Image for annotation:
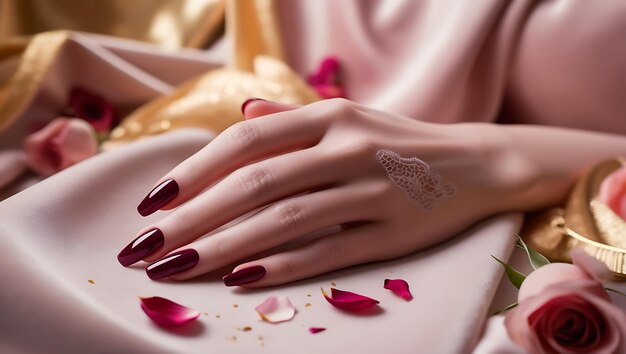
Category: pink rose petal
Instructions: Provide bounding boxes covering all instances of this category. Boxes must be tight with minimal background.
[321,287,379,311]
[139,296,200,327]
[383,279,413,301]
[255,296,296,323]
[598,165,626,220]
[309,327,326,334]
[571,249,612,283]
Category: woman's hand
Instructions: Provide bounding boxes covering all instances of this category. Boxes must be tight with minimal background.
[118,98,507,287]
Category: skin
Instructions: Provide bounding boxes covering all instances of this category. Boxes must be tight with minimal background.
[130,98,626,287]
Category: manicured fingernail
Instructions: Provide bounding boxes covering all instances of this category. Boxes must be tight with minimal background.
[241,98,267,114]
[223,265,267,286]
[117,228,164,267]
[137,179,179,216]
[146,249,199,280]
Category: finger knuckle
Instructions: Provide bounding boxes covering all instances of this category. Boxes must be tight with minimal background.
[271,201,305,233]
[320,240,346,266]
[169,212,196,235]
[275,258,296,276]
[212,238,231,259]
[235,165,275,195]
[224,121,261,150]
[327,98,355,116]
[329,139,376,161]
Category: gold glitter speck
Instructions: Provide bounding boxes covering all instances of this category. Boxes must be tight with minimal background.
[305,303,311,308]
[331,282,337,287]
[233,304,239,308]
[87,279,95,284]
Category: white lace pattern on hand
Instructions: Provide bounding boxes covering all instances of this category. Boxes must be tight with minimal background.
[376,149,456,210]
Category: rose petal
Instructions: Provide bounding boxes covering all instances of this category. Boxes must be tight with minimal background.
[321,287,379,311]
[308,327,326,334]
[139,296,200,327]
[518,263,598,303]
[307,56,347,99]
[571,249,612,283]
[255,296,296,323]
[383,279,413,301]
[598,165,626,220]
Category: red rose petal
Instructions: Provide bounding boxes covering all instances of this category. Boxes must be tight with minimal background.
[139,296,200,327]
[384,279,413,301]
[321,287,379,311]
[309,327,326,334]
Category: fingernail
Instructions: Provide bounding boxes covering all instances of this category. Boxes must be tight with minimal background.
[241,98,267,114]
[117,228,164,267]
[137,179,179,216]
[146,249,199,280]
[223,265,267,286]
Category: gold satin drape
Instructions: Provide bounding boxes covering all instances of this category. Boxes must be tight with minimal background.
[0,0,225,49]
[0,0,320,142]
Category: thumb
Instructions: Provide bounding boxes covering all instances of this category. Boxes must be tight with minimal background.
[241,98,300,120]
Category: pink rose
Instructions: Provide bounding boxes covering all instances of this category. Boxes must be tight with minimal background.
[24,118,98,176]
[505,250,626,354]
[598,165,626,220]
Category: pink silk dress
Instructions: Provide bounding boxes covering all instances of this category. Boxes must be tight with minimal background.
[0,1,625,353]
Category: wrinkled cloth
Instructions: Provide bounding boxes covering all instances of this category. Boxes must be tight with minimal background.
[2,0,626,353]
[0,129,522,353]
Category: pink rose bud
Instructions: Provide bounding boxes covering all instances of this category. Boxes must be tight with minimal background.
[505,250,626,354]
[598,165,626,220]
[24,118,98,176]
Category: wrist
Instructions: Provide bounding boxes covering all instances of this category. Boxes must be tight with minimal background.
[451,122,539,213]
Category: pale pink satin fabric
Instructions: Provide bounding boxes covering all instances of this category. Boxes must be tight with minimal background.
[2,0,626,353]
[0,129,522,353]
[278,0,626,134]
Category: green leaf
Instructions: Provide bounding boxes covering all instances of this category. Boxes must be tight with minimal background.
[492,255,527,289]
[491,302,518,316]
[516,235,550,270]
[606,287,626,297]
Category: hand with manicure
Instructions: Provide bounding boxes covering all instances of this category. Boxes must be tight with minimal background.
[117,98,510,287]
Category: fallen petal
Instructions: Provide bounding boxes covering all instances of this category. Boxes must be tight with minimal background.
[139,296,200,327]
[309,327,326,334]
[255,296,296,323]
[321,287,379,311]
[384,279,413,301]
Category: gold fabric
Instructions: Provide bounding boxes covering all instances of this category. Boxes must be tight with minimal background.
[0,0,225,49]
[0,31,70,133]
[103,56,319,149]
[0,0,319,141]
[523,158,626,278]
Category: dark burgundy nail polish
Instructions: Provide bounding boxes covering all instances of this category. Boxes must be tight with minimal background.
[223,265,267,287]
[117,228,164,267]
[241,98,266,114]
[146,249,199,280]
[137,179,179,216]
